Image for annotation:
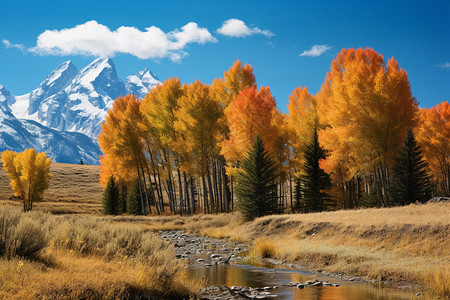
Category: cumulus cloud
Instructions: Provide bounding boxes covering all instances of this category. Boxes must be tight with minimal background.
[2,39,24,51]
[29,20,217,62]
[217,19,274,38]
[299,44,331,57]
[435,62,450,69]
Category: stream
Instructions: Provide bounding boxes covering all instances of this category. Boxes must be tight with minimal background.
[159,231,419,299]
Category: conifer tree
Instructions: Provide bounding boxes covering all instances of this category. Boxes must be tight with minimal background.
[293,178,303,212]
[298,130,333,212]
[118,183,127,214]
[390,129,432,205]
[235,135,278,220]
[102,176,120,215]
[127,180,143,215]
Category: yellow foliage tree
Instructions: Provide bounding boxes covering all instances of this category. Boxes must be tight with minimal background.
[2,149,52,211]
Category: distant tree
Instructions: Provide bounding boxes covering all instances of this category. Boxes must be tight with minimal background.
[2,149,52,212]
[297,130,333,212]
[390,129,433,205]
[102,176,120,215]
[235,136,278,220]
[127,180,143,215]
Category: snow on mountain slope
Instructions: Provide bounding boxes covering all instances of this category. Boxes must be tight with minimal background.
[126,68,161,99]
[20,120,102,165]
[2,58,162,164]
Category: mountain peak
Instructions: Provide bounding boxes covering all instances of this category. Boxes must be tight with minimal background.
[126,67,161,99]
[26,61,79,115]
[0,84,16,106]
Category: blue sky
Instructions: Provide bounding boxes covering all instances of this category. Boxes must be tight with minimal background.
[0,0,448,111]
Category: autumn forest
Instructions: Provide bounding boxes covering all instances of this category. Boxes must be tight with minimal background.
[98,47,450,216]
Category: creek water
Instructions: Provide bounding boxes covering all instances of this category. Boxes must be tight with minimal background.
[187,263,417,299]
[160,231,418,299]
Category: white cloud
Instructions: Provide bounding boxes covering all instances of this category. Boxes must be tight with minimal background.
[217,19,274,38]
[29,20,217,62]
[299,44,331,57]
[435,62,450,69]
[2,39,24,51]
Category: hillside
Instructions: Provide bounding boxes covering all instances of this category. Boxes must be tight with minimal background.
[0,162,103,214]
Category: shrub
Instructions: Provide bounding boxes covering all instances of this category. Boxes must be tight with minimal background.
[254,237,277,259]
[0,207,48,258]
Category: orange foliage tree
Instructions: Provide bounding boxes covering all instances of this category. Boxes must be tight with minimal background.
[416,101,450,195]
[222,86,280,167]
[316,47,418,207]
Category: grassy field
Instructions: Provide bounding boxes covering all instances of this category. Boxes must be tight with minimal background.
[0,162,449,297]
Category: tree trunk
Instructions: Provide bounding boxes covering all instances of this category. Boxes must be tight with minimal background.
[136,163,146,215]
[206,166,215,213]
[201,171,209,214]
[190,176,196,214]
[148,150,163,213]
[139,161,152,215]
[177,167,183,215]
[183,172,190,215]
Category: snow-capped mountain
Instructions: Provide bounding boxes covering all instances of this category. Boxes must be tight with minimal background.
[12,58,127,139]
[1,58,161,164]
[126,68,161,99]
[0,86,101,164]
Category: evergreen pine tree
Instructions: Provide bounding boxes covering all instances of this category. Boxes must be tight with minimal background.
[299,130,333,212]
[235,135,278,220]
[390,129,432,205]
[102,176,120,215]
[118,183,127,214]
[293,178,303,212]
[127,180,143,215]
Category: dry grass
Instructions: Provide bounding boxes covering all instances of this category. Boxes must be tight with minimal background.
[0,207,201,299]
[254,237,277,259]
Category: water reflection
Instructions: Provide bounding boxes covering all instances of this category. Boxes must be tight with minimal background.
[188,264,415,300]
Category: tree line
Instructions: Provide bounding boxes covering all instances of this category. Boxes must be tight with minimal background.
[99,47,449,216]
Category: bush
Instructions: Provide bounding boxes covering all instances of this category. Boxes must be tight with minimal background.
[0,207,48,258]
